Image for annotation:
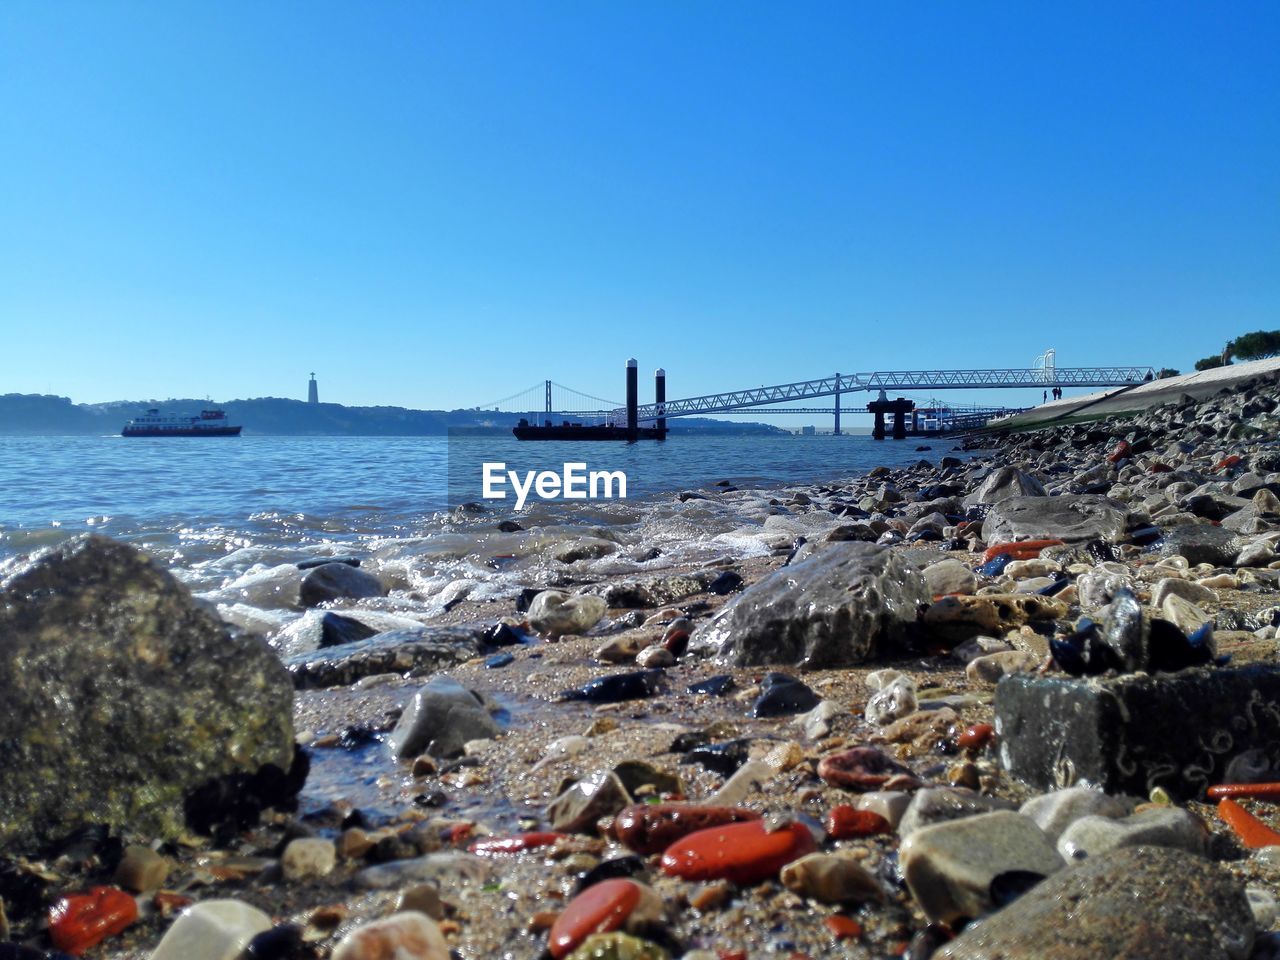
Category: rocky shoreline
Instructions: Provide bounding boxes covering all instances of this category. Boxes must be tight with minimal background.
[2,369,1280,960]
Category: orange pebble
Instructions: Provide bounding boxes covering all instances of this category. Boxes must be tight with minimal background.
[548,878,642,958]
[1217,798,1280,849]
[956,723,995,751]
[661,820,817,885]
[825,915,863,939]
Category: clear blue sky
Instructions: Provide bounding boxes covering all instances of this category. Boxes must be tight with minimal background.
[2,2,1276,417]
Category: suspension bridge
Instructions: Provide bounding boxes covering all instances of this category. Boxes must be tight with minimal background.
[471,350,1157,437]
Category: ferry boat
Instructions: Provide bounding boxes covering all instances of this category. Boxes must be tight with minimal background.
[121,408,242,437]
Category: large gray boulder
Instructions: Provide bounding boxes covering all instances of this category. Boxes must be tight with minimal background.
[938,846,1254,960]
[981,494,1129,544]
[962,467,1047,507]
[299,561,388,607]
[0,535,295,850]
[691,542,927,668]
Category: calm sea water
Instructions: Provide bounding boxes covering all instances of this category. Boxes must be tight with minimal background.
[0,434,968,574]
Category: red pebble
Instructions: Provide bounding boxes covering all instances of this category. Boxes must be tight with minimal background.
[661,820,817,885]
[981,539,1066,564]
[825,805,891,839]
[447,823,474,844]
[718,952,748,960]
[817,746,918,791]
[825,915,863,939]
[1148,462,1174,473]
[613,803,762,855]
[1108,440,1132,463]
[548,878,642,958]
[1214,454,1243,473]
[469,831,567,856]
[956,723,995,751]
[48,886,138,956]
[1208,783,1280,801]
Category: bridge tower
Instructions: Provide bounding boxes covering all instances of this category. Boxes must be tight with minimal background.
[626,359,638,443]
[545,380,552,417]
[655,368,666,437]
[833,373,841,435]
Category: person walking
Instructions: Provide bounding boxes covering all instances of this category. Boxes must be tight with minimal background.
[1043,390,1048,404]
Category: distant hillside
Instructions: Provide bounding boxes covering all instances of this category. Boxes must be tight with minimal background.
[0,394,787,437]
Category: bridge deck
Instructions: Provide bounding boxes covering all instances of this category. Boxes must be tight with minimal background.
[617,366,1155,420]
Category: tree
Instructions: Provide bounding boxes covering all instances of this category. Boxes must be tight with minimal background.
[1194,356,1227,372]
[1227,330,1280,361]
[1157,368,1180,379]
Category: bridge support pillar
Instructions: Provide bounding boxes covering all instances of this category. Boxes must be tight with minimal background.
[833,373,841,435]
[867,397,915,441]
[626,358,638,443]
[655,367,667,440]
[892,408,907,440]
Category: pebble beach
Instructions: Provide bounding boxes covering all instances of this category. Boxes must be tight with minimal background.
[4,361,1280,960]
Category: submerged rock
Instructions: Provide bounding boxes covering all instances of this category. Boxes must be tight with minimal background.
[298,561,388,607]
[0,535,296,850]
[286,626,486,689]
[388,677,503,759]
[692,542,927,668]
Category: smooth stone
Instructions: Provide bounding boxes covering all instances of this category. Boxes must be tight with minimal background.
[852,791,913,829]
[1004,558,1061,580]
[560,671,664,704]
[1162,593,1212,633]
[660,819,818,885]
[1019,786,1129,841]
[966,649,1039,683]
[749,673,821,717]
[779,852,884,904]
[613,803,761,856]
[937,846,1255,960]
[705,759,773,807]
[898,787,1016,839]
[286,625,486,689]
[594,636,644,664]
[995,666,1280,799]
[794,700,843,739]
[962,467,1047,507]
[1058,806,1208,861]
[1239,541,1278,567]
[330,912,449,960]
[1153,577,1218,608]
[298,562,387,607]
[114,844,171,892]
[818,746,919,791]
[691,542,928,668]
[982,495,1130,545]
[549,771,633,833]
[635,646,674,669]
[951,636,1015,664]
[281,837,337,881]
[900,810,1065,924]
[548,878,663,958]
[528,591,608,636]
[387,676,502,760]
[355,851,491,890]
[1160,524,1242,567]
[0,535,297,849]
[151,899,274,960]
[923,558,978,597]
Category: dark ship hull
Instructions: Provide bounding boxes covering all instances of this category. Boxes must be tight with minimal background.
[122,425,242,437]
[513,421,666,441]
